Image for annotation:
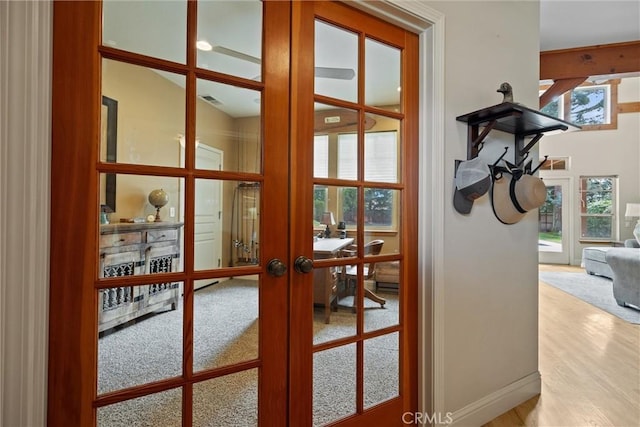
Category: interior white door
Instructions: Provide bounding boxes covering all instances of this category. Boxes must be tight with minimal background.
[194,144,223,289]
[539,178,571,264]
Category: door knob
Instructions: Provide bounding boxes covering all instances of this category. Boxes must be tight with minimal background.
[294,256,314,274]
[267,259,287,277]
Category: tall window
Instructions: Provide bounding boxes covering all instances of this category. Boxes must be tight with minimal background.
[579,176,618,242]
[313,131,398,228]
[337,131,398,182]
[312,135,329,224]
[338,131,397,227]
[539,80,619,130]
[314,135,329,178]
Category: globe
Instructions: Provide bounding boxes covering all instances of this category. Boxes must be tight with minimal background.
[148,189,169,222]
[148,189,169,208]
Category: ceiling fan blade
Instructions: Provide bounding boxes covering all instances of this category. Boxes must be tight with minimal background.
[212,46,355,80]
[211,46,261,65]
[314,67,355,80]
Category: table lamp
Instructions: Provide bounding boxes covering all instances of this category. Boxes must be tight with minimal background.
[321,211,335,238]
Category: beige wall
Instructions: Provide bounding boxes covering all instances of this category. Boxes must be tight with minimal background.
[102,60,242,266]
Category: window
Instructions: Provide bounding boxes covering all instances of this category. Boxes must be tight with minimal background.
[313,186,328,224]
[313,131,398,229]
[337,131,398,182]
[314,135,329,178]
[338,132,397,227]
[579,176,618,242]
[539,157,569,171]
[539,79,619,130]
[570,85,610,125]
[540,94,564,120]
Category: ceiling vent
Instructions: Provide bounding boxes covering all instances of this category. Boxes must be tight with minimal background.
[199,95,222,106]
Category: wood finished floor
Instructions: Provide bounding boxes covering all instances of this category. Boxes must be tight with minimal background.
[483,264,640,427]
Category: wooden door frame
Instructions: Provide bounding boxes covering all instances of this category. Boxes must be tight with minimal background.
[49,2,102,424]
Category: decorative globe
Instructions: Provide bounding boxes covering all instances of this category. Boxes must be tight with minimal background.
[148,189,169,222]
[148,189,169,208]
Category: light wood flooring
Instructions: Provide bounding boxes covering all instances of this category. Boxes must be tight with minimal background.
[483,264,640,427]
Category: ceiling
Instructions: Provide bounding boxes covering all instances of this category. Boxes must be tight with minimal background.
[540,0,640,51]
[102,1,639,119]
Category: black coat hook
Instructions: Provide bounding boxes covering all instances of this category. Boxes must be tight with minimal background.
[489,147,510,180]
[524,159,533,174]
[491,147,509,169]
[530,155,549,175]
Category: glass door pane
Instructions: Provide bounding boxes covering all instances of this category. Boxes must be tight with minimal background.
[538,179,571,264]
[538,184,563,253]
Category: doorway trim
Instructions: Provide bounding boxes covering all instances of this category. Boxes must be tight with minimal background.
[2,0,446,423]
[1,0,52,425]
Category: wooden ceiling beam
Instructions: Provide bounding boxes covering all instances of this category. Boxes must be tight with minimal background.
[540,40,640,80]
[539,77,587,108]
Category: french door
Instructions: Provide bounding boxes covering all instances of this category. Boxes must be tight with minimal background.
[538,178,571,264]
[49,1,418,426]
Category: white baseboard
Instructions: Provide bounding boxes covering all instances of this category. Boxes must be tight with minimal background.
[448,372,541,427]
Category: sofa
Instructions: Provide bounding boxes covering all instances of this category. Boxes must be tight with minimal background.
[605,239,640,309]
[582,246,614,278]
[582,239,640,279]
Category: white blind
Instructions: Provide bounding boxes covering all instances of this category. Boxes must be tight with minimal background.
[313,135,329,178]
[337,131,397,182]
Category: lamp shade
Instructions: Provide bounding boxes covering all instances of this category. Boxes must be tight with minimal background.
[624,203,640,218]
[321,211,336,226]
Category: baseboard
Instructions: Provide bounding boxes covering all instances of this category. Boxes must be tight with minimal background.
[448,371,541,427]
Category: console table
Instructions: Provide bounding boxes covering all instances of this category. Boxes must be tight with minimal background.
[313,237,354,324]
[98,222,183,332]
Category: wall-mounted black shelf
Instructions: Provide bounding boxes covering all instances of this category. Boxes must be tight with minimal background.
[456,102,581,164]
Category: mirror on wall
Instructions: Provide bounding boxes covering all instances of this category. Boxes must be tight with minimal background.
[100,95,118,213]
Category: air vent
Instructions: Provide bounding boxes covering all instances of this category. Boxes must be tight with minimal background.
[199,95,222,105]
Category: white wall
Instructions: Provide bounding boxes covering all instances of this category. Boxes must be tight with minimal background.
[540,77,640,264]
[426,1,542,424]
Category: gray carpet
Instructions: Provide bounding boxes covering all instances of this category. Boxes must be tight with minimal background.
[539,271,640,324]
[96,278,399,426]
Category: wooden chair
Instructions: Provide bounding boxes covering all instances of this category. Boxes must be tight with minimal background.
[341,239,386,309]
